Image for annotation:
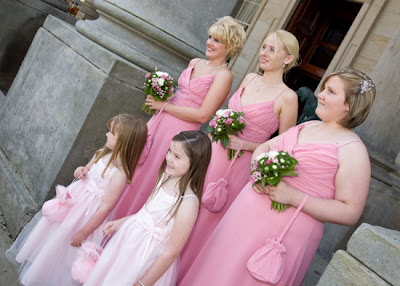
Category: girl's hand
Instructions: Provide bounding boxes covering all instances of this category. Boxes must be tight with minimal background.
[226,135,244,151]
[266,180,295,205]
[74,166,89,179]
[103,219,123,236]
[146,95,166,111]
[71,230,88,247]
[253,184,268,194]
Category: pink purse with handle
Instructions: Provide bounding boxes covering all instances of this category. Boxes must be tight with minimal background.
[42,184,76,223]
[247,194,309,283]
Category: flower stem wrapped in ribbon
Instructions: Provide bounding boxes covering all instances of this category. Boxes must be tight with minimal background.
[207,109,245,160]
[250,151,298,212]
[142,68,177,115]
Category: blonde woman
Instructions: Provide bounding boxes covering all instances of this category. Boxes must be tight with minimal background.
[113,16,247,218]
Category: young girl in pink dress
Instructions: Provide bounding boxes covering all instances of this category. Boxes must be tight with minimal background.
[178,30,300,281]
[179,68,376,286]
[84,131,212,286]
[6,114,148,286]
[113,16,247,219]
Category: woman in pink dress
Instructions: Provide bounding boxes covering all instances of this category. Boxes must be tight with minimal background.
[113,16,246,219]
[179,67,376,286]
[178,30,300,281]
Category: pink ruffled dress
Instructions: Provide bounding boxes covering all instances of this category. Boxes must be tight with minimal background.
[179,123,345,286]
[84,184,197,286]
[178,79,284,281]
[6,157,118,286]
[113,63,216,219]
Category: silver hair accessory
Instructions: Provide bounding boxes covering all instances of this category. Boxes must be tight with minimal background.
[179,132,192,145]
[360,79,374,95]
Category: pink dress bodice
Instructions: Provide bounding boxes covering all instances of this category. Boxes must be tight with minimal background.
[229,85,280,143]
[275,123,338,199]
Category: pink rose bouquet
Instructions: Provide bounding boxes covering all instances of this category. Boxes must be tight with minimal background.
[142,68,177,115]
[207,109,246,160]
[251,151,298,212]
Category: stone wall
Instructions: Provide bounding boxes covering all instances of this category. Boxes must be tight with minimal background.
[0,0,76,93]
[317,223,400,285]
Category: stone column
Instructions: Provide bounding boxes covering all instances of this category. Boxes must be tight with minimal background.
[0,0,238,237]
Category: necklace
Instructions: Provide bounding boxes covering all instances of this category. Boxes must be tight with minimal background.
[255,77,270,93]
[205,61,228,70]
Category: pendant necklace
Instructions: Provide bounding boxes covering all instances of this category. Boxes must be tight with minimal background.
[205,61,228,70]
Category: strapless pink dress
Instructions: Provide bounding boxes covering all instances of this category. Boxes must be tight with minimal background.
[179,123,340,286]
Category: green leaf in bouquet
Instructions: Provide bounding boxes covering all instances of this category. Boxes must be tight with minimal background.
[220,136,229,148]
[261,177,267,187]
[267,175,281,187]
[206,126,214,133]
[280,170,298,177]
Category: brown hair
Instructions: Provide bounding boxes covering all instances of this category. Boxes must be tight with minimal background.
[208,16,247,61]
[321,67,376,129]
[94,114,148,183]
[155,131,212,220]
[265,30,300,73]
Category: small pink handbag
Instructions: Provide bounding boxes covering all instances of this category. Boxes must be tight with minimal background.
[42,184,75,223]
[71,235,110,283]
[247,194,309,284]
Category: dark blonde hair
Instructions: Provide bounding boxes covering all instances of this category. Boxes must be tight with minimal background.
[156,131,212,220]
[265,30,299,73]
[94,114,148,183]
[208,16,247,61]
[321,67,376,129]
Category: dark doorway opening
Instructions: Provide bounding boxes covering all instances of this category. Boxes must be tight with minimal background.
[284,0,362,92]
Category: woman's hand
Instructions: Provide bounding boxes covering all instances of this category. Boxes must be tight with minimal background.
[71,230,89,247]
[74,166,89,179]
[226,135,244,151]
[253,183,268,194]
[266,180,296,205]
[103,219,124,236]
[146,95,166,111]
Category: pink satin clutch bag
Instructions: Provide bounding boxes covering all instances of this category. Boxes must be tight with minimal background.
[42,185,75,223]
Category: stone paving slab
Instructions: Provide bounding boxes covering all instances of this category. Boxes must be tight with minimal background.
[347,223,400,285]
[317,250,389,286]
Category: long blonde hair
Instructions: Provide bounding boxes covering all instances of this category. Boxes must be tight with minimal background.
[94,114,148,183]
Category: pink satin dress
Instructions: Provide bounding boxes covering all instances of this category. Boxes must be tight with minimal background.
[179,123,346,286]
[178,79,283,282]
[113,64,216,219]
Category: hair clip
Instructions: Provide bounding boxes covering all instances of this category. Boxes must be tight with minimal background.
[360,79,374,95]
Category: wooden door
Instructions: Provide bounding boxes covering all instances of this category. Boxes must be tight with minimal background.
[284,0,361,92]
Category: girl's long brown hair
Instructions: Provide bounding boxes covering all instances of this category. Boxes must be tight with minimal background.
[93,114,148,183]
[154,131,212,220]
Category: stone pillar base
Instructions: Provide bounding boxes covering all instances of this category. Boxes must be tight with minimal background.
[0,15,152,237]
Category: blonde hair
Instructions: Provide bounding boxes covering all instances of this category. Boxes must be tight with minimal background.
[208,16,247,60]
[94,114,148,183]
[321,67,376,129]
[265,30,299,73]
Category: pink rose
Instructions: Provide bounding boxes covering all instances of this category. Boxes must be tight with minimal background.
[209,120,217,127]
[266,159,272,164]
[225,118,233,125]
[145,73,151,79]
[225,110,232,116]
[161,74,168,79]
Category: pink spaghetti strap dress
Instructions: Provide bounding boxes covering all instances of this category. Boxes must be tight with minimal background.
[178,79,285,282]
[113,64,216,219]
[179,123,347,286]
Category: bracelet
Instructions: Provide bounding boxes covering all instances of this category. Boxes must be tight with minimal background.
[138,280,145,286]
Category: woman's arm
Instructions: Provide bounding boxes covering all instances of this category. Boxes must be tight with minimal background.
[268,142,371,225]
[70,170,128,246]
[134,196,199,286]
[148,69,233,124]
[276,89,298,134]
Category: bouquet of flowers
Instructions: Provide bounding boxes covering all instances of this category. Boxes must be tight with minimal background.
[207,109,246,160]
[142,68,177,115]
[250,151,298,212]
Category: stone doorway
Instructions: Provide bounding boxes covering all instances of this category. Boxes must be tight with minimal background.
[284,0,362,92]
